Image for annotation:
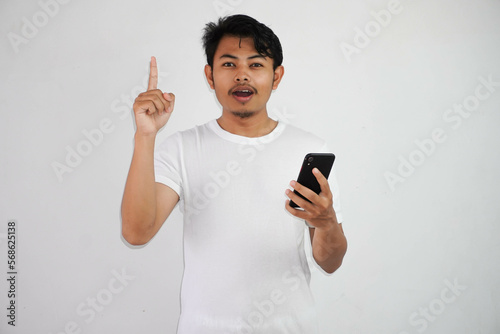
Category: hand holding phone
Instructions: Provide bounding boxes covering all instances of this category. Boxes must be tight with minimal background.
[289,153,335,209]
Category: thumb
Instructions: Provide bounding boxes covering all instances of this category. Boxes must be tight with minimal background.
[163,92,174,101]
[163,92,175,112]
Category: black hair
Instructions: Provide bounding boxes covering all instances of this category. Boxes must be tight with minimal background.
[202,14,283,70]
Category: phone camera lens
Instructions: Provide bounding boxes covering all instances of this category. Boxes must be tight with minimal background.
[308,157,314,162]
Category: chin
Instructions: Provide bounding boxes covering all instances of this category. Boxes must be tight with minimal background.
[231,111,255,119]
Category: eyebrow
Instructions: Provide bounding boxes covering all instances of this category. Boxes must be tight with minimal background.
[219,54,267,60]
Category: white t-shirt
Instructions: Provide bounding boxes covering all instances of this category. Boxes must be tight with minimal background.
[154,119,343,334]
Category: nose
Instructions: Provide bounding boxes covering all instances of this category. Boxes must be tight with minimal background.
[234,70,249,82]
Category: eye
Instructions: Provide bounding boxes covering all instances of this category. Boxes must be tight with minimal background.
[222,62,235,67]
[251,63,263,68]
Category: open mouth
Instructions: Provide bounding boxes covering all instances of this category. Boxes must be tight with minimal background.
[231,86,255,103]
[232,89,254,98]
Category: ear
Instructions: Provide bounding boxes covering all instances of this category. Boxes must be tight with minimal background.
[204,64,215,90]
[272,65,285,90]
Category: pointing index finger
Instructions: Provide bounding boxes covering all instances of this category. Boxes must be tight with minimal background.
[148,56,158,91]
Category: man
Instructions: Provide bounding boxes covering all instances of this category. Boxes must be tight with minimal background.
[121,14,347,333]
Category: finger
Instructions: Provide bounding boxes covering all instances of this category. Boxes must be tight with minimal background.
[285,199,308,219]
[312,168,332,198]
[148,56,158,91]
[289,180,319,204]
[149,95,167,115]
[137,90,170,113]
[134,100,158,115]
[285,188,314,212]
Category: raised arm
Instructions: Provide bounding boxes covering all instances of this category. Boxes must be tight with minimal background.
[121,57,178,245]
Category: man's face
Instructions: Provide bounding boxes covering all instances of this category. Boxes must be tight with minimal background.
[205,35,284,119]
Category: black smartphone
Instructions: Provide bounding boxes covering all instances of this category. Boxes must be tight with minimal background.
[289,153,335,209]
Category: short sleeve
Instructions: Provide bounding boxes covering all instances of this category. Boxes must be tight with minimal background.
[329,170,344,224]
[154,132,183,199]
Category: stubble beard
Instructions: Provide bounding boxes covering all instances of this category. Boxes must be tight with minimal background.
[231,110,255,119]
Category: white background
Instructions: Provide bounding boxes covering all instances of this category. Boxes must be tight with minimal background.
[1,0,499,333]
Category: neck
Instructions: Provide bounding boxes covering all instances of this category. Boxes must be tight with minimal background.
[217,111,278,138]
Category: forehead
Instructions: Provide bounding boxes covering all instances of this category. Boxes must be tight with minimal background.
[214,35,259,57]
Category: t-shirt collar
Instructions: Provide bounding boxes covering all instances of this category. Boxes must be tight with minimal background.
[208,118,286,145]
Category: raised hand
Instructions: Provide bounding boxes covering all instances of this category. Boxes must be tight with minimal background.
[132,56,175,136]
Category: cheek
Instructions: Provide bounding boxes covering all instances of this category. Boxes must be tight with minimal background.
[260,75,277,91]
[212,72,231,90]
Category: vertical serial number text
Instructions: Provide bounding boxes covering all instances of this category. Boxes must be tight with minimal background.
[6,220,17,326]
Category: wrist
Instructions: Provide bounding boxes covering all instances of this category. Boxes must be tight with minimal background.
[314,219,339,234]
[134,131,157,142]
[133,132,157,152]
